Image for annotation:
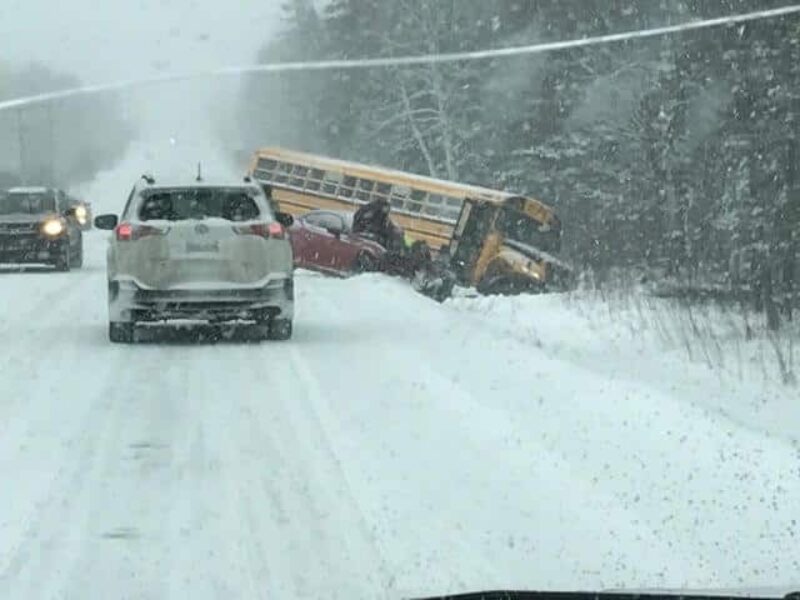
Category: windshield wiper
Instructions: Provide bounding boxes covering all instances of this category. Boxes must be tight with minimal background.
[412,591,800,600]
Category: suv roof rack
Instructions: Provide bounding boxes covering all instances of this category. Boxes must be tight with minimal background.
[141,174,155,185]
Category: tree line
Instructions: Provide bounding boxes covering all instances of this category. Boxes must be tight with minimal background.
[0,61,133,190]
[236,0,800,327]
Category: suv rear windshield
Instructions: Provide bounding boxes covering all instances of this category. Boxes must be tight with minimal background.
[138,188,263,222]
[0,191,57,215]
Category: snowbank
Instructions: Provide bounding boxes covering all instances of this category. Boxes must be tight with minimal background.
[448,289,800,443]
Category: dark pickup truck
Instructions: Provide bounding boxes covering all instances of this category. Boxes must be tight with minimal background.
[0,187,84,271]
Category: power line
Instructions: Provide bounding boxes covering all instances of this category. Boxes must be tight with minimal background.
[1,3,799,113]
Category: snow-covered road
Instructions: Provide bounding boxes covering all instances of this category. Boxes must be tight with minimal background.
[1,233,799,599]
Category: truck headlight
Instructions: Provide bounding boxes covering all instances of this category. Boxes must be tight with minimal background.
[525,261,542,280]
[75,205,88,224]
[42,218,65,237]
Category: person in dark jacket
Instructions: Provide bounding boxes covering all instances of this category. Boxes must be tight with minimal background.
[351,197,454,300]
[352,198,403,250]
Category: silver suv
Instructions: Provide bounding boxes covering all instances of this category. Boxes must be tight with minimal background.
[94,175,295,343]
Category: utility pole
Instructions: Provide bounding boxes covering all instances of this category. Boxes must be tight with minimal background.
[47,103,55,185]
[16,108,26,185]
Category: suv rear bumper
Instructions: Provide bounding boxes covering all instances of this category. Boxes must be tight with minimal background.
[108,277,294,323]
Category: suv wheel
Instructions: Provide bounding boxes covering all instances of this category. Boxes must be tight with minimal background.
[109,322,134,344]
[267,318,293,341]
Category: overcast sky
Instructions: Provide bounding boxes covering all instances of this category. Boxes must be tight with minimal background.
[0,0,286,81]
[0,0,293,179]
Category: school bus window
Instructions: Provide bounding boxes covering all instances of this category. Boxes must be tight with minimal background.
[305,168,324,192]
[423,195,443,217]
[391,188,410,206]
[410,190,427,203]
[340,176,356,197]
[423,204,443,217]
[273,163,291,184]
[406,201,423,213]
[321,171,342,195]
[444,206,461,220]
[393,185,411,197]
[446,196,462,207]
[288,166,307,187]
[372,183,391,202]
[496,206,560,254]
[356,179,374,202]
[257,158,277,172]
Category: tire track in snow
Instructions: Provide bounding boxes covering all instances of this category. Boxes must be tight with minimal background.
[183,344,279,600]
[54,344,201,599]
[0,246,102,441]
[285,343,397,597]
[0,260,110,588]
[1,236,186,598]
[0,345,131,596]
[176,335,396,598]
[289,276,514,594]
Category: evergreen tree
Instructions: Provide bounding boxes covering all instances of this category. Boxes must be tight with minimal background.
[236,0,800,322]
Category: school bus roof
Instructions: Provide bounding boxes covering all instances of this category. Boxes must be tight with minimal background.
[253,147,518,203]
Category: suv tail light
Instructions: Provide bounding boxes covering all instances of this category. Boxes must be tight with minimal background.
[233,222,285,240]
[115,222,168,241]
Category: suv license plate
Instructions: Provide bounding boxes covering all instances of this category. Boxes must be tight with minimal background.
[186,241,219,253]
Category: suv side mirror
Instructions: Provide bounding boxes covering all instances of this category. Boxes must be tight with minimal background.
[275,212,294,228]
[64,206,77,218]
[94,214,119,230]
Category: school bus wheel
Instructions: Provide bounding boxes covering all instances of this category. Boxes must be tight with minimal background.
[477,263,543,296]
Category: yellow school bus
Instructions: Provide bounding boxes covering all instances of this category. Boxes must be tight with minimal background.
[249,147,573,294]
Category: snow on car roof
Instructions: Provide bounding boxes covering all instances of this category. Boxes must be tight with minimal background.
[136,179,263,192]
[7,186,51,194]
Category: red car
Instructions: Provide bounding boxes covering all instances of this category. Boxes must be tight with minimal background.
[289,210,386,276]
